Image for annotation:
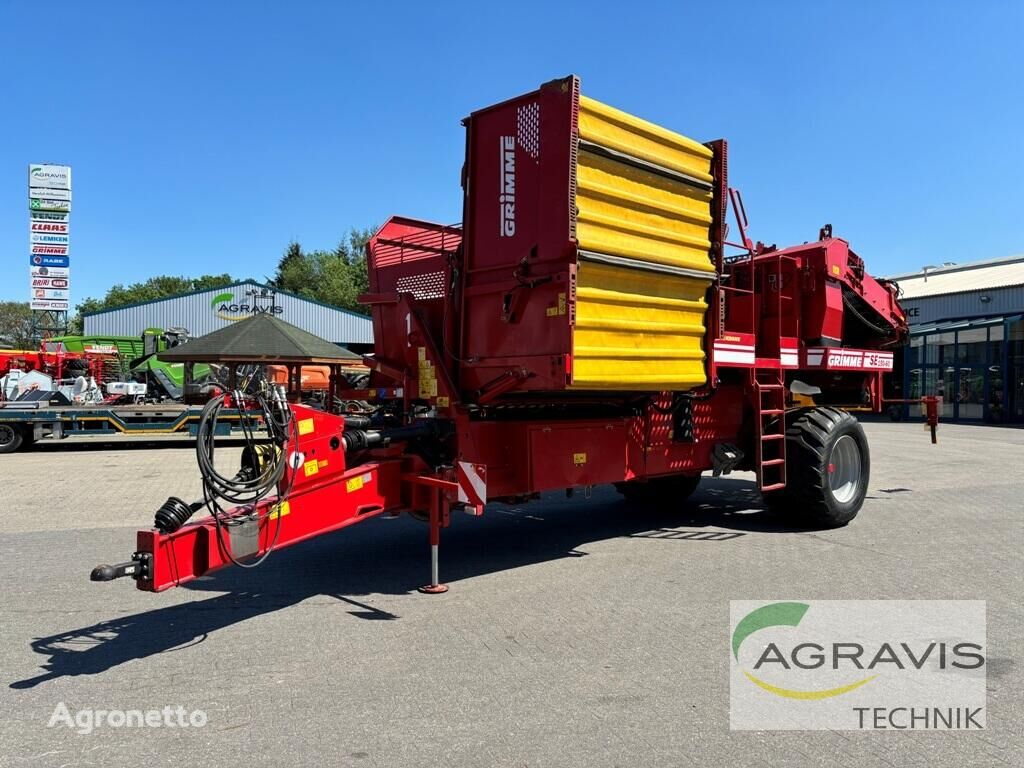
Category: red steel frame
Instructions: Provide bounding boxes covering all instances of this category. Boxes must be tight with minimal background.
[100,77,920,595]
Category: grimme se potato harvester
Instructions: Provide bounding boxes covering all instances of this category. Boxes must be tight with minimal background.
[93,76,930,594]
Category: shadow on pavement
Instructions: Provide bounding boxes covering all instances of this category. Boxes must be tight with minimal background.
[11,477,822,689]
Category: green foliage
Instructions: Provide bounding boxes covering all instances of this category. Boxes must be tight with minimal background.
[270,227,373,315]
[0,301,34,348]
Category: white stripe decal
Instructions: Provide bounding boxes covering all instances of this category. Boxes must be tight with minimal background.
[457,461,487,505]
[715,351,756,364]
[713,342,756,351]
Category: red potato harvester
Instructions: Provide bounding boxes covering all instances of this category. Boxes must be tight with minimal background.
[92,76,937,594]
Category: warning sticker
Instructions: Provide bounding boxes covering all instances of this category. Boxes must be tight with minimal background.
[269,501,290,519]
[298,418,315,436]
[346,476,364,493]
[303,459,319,477]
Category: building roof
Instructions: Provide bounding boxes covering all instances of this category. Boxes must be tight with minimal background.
[889,254,1024,300]
[158,314,362,364]
[81,280,374,345]
[81,279,371,321]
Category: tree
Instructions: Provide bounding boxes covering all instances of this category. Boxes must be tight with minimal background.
[270,227,374,315]
[0,301,34,348]
[272,242,306,287]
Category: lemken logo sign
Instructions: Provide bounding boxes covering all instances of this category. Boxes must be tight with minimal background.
[210,291,284,322]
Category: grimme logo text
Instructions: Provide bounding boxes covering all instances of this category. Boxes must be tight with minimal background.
[499,135,516,237]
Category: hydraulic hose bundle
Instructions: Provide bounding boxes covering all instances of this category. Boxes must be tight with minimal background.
[196,385,295,567]
[153,384,296,569]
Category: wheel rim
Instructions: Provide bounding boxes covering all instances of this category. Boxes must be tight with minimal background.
[0,425,15,447]
[828,434,862,504]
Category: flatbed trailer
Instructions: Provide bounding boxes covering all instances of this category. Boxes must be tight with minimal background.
[0,402,262,453]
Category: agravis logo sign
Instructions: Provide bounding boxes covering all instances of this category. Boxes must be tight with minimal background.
[729,600,986,730]
[29,164,71,190]
[210,291,284,322]
[732,602,877,699]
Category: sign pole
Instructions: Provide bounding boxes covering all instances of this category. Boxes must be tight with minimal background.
[28,163,72,341]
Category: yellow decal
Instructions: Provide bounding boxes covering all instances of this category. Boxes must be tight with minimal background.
[303,459,319,477]
[558,292,567,315]
[318,459,328,469]
[436,396,449,408]
[573,452,587,465]
[743,670,877,700]
[417,346,426,361]
[346,476,364,493]
[269,500,290,520]
[546,306,558,317]
[298,418,315,436]
[831,264,841,276]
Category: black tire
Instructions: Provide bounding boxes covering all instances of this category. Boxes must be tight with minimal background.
[0,424,24,454]
[616,474,701,507]
[764,407,869,528]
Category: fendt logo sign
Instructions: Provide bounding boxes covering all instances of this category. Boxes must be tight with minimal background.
[210,292,284,322]
[499,135,516,237]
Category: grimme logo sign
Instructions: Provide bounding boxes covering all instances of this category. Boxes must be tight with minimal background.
[210,291,284,322]
[729,600,986,730]
[499,135,516,237]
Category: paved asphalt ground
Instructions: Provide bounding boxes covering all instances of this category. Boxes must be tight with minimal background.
[0,421,1021,767]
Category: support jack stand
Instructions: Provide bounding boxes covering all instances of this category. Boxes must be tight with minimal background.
[418,504,449,594]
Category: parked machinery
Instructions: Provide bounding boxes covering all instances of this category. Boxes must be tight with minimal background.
[93,76,933,594]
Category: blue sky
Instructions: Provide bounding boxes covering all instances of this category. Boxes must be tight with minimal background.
[1,1,1021,305]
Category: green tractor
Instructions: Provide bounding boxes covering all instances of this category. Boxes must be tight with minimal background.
[47,328,214,402]
[128,328,214,400]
